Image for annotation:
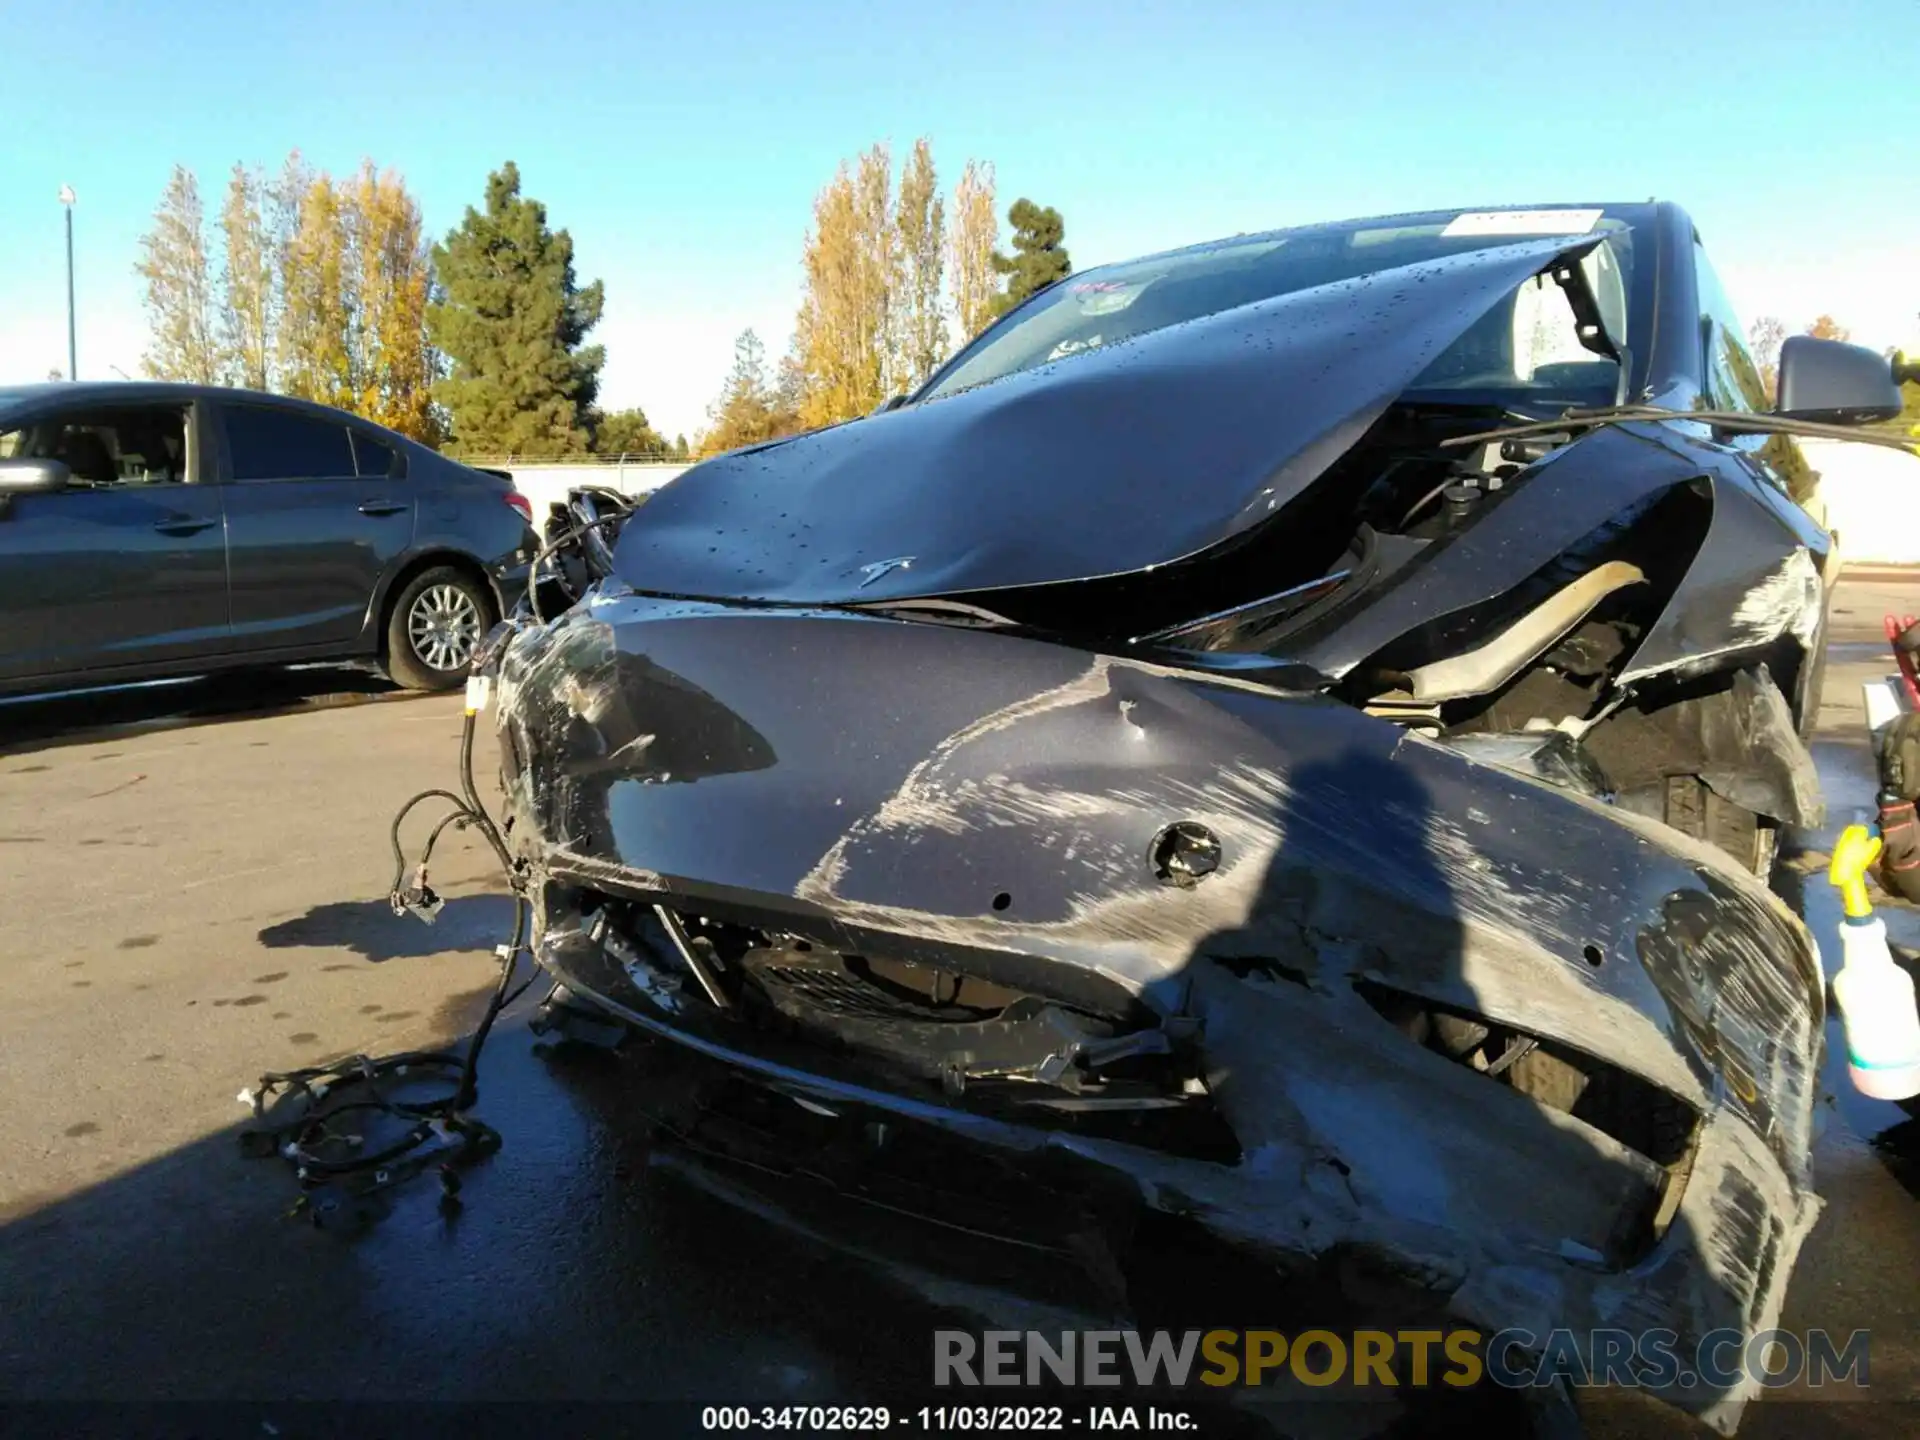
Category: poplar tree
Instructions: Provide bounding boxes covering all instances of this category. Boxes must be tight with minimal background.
[948,160,1000,344]
[347,161,438,441]
[135,166,221,382]
[794,145,897,427]
[218,164,275,390]
[278,171,353,408]
[892,139,946,391]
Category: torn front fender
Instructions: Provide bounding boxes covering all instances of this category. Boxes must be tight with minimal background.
[1582,666,1825,828]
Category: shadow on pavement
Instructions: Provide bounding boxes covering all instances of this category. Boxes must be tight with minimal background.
[1867,1117,1920,1204]
[0,665,417,759]
[0,994,1063,1426]
[259,895,519,963]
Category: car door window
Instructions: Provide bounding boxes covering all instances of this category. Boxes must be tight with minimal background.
[223,405,355,481]
[1693,239,1768,414]
[351,430,402,479]
[0,406,189,487]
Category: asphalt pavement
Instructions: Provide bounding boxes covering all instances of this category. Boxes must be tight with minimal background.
[3,585,1920,1439]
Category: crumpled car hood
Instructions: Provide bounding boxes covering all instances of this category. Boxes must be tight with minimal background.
[615,234,1606,605]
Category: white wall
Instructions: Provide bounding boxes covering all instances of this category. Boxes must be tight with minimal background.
[496,445,1920,567]
[1803,438,1920,565]
[502,462,689,538]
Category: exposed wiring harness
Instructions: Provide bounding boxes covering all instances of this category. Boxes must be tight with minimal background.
[240,498,637,1226]
[239,681,535,1227]
[526,507,633,623]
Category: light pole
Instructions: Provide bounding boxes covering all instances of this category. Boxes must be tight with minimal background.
[58,185,76,381]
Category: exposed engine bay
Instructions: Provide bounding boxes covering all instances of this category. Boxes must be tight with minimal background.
[473,221,1884,1432]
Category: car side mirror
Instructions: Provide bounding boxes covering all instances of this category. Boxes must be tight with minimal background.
[1774,336,1904,425]
[0,457,71,497]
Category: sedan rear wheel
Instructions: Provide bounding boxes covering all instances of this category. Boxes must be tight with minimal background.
[385,566,492,691]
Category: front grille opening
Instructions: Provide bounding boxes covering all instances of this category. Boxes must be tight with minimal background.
[564,894,1242,1162]
[1355,979,1699,1266]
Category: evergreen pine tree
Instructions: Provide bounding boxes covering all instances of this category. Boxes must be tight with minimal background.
[427,162,605,454]
[990,199,1070,315]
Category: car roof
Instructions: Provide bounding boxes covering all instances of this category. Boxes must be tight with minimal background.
[0,381,393,433]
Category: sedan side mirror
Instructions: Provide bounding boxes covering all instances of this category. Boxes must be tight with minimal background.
[1775,336,1904,425]
[0,457,71,496]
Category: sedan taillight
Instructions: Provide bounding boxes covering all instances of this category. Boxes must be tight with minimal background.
[504,491,534,525]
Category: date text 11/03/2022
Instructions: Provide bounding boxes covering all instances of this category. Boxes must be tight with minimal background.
[700,1407,1195,1432]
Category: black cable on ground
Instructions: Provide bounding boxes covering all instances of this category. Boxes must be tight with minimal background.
[241,700,531,1223]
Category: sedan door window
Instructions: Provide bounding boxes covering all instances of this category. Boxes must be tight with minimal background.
[223,406,355,481]
[0,403,223,683]
[0,406,189,486]
[351,429,402,478]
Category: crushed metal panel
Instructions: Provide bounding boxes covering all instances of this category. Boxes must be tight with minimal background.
[488,590,1823,1435]
[1619,472,1830,684]
[612,234,1608,605]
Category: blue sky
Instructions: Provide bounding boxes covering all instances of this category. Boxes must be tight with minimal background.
[3,0,1917,438]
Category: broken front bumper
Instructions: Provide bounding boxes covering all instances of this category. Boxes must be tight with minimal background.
[490,591,1824,1433]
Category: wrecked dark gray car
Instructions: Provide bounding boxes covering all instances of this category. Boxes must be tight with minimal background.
[481,205,1911,1430]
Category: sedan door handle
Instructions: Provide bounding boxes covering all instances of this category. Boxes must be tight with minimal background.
[153,516,218,537]
[357,500,408,517]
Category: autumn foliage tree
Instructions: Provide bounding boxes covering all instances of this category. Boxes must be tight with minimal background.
[948,160,1000,344]
[135,166,221,383]
[427,162,605,455]
[698,329,802,456]
[135,152,442,440]
[893,139,946,391]
[794,144,899,428]
[780,139,1003,432]
[1747,315,1787,403]
[218,164,275,390]
[1806,315,1851,343]
[277,169,352,407]
[346,162,437,439]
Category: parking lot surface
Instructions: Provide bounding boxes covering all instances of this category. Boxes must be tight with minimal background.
[4,584,1920,1437]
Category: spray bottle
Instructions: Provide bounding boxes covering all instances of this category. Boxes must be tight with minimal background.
[1828,823,1920,1100]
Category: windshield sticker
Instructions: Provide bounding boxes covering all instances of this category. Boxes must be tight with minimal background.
[1071,279,1150,316]
[1442,209,1603,237]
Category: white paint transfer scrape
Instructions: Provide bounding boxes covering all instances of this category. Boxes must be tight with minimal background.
[1731,547,1823,650]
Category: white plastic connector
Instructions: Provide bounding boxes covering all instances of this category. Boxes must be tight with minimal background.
[236,1087,254,1107]
[465,674,492,715]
